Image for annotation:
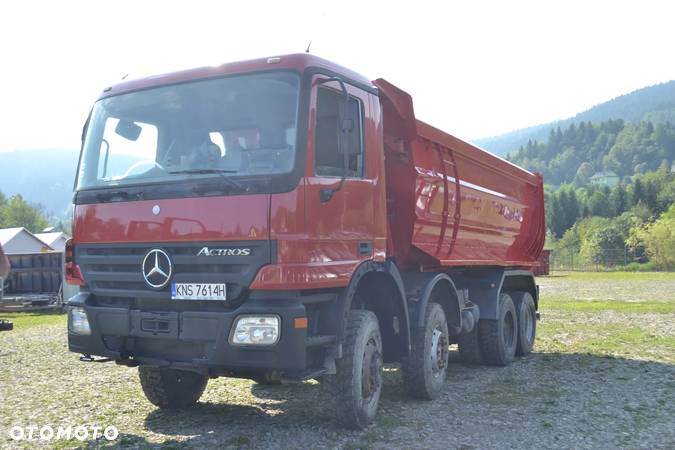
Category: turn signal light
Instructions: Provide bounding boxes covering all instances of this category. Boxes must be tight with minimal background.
[65,238,85,286]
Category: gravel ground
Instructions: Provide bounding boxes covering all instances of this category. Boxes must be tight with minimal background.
[1,272,674,449]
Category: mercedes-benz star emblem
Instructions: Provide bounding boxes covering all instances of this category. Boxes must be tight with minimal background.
[142,249,173,289]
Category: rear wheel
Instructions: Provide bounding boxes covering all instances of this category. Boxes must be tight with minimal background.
[138,366,208,409]
[513,291,537,356]
[478,293,518,366]
[402,302,449,400]
[325,310,383,429]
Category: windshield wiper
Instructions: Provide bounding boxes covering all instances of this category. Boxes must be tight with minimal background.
[168,168,238,175]
[168,168,245,194]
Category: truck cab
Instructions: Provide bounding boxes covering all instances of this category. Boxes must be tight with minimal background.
[67,54,543,429]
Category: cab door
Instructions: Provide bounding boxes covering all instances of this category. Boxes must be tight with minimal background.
[304,76,377,273]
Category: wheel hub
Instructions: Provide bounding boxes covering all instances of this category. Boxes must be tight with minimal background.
[524,305,534,343]
[430,327,448,377]
[504,311,515,348]
[361,338,382,400]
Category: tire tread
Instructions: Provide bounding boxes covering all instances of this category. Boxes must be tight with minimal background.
[139,366,207,409]
[326,310,381,429]
[401,302,448,400]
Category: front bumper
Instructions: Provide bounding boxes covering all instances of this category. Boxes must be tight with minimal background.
[67,292,310,374]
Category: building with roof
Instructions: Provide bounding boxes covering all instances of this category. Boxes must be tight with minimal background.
[589,170,620,187]
[0,227,54,255]
[35,231,69,252]
[0,227,74,309]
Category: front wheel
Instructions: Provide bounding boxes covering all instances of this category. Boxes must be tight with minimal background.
[325,310,383,429]
[401,302,449,400]
[138,366,208,409]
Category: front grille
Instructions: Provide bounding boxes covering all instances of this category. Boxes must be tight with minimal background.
[76,241,274,301]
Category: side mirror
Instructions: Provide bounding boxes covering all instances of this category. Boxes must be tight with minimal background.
[337,106,360,155]
[115,119,142,141]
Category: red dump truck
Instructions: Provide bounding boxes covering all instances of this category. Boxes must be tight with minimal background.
[66,54,545,428]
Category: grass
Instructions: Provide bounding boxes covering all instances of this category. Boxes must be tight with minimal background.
[545,298,675,313]
[538,271,675,363]
[546,271,675,282]
[0,310,66,329]
[538,321,675,362]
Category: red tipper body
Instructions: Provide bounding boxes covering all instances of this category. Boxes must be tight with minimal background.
[374,78,545,270]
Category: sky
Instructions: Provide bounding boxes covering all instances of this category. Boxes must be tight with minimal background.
[0,0,674,152]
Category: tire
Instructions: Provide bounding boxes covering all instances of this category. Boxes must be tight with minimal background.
[138,366,208,409]
[478,293,518,366]
[0,320,13,331]
[457,324,482,364]
[513,291,537,356]
[401,302,449,400]
[325,310,383,429]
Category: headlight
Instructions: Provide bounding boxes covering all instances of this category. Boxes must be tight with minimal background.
[69,307,91,335]
[230,316,279,346]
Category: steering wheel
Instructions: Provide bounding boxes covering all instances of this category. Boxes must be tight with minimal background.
[122,159,166,178]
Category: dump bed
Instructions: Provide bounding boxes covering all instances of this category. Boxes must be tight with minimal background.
[374,79,545,269]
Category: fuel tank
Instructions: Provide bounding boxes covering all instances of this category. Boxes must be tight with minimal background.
[375,79,545,269]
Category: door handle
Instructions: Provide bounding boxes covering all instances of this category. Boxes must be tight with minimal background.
[358,242,372,256]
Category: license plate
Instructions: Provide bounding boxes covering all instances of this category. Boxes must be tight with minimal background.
[171,283,227,301]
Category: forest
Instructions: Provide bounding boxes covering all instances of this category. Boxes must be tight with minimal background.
[0,191,50,233]
[507,120,675,270]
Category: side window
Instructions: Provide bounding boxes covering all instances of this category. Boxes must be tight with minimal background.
[315,87,364,177]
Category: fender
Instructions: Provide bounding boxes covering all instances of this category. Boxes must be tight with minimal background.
[334,259,411,357]
[451,269,538,320]
[400,272,463,331]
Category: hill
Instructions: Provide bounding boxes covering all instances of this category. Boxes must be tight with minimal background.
[0,149,80,217]
[474,80,675,156]
[508,119,675,185]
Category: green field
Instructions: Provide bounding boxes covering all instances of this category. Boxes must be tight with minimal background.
[1,271,674,449]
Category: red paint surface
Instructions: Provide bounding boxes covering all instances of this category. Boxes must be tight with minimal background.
[73,195,269,243]
[374,79,545,270]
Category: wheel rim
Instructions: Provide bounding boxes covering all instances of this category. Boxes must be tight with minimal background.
[503,311,515,349]
[524,304,534,343]
[361,337,382,400]
[430,327,448,377]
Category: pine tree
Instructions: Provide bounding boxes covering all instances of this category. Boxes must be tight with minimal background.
[610,184,627,216]
[632,178,645,207]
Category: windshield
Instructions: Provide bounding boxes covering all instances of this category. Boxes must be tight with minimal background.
[77,71,300,190]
